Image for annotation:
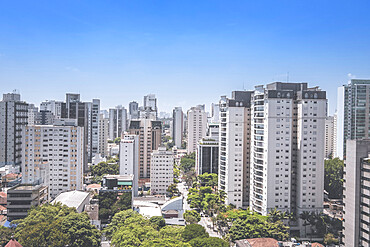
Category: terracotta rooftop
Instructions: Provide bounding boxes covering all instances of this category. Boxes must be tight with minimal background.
[235,238,278,247]
[5,239,23,247]
[0,205,6,211]
[312,243,324,247]
[87,184,101,189]
[0,192,6,198]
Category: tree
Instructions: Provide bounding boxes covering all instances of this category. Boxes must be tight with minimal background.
[14,203,100,247]
[198,173,218,188]
[324,233,339,245]
[182,224,209,242]
[300,211,311,238]
[167,183,180,197]
[150,216,166,229]
[114,137,121,144]
[90,161,119,177]
[324,158,344,199]
[180,154,196,173]
[229,215,289,241]
[183,210,201,224]
[0,226,13,247]
[189,237,228,247]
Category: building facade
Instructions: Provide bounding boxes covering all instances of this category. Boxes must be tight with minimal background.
[109,105,127,140]
[343,139,370,246]
[21,122,84,198]
[0,93,29,167]
[337,79,370,159]
[129,101,139,120]
[218,91,252,208]
[128,119,162,181]
[150,147,174,195]
[196,138,219,175]
[119,134,139,196]
[98,113,109,157]
[187,105,207,154]
[172,107,184,148]
[249,83,326,220]
[324,115,337,158]
[7,184,49,221]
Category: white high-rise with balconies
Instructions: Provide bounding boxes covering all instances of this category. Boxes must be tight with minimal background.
[119,134,139,196]
[218,91,252,208]
[99,113,109,157]
[324,115,337,158]
[249,82,326,225]
[187,105,207,154]
[21,119,84,198]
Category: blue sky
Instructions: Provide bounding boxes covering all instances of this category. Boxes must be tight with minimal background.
[0,1,370,113]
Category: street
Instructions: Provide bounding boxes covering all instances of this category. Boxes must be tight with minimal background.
[178,182,222,238]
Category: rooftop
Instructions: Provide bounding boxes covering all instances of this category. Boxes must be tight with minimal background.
[53,191,90,209]
[9,184,45,191]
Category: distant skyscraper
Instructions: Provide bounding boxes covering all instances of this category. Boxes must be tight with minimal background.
[40,100,65,119]
[0,93,28,167]
[324,115,337,158]
[337,79,370,159]
[187,106,207,154]
[109,105,127,140]
[144,94,157,112]
[99,113,109,157]
[22,120,84,198]
[119,134,139,196]
[129,101,139,120]
[128,119,162,182]
[210,103,220,123]
[343,139,370,246]
[172,107,184,148]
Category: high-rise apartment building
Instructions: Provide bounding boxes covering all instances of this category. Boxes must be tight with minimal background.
[119,134,139,196]
[128,119,162,183]
[109,105,127,140]
[144,94,157,113]
[187,105,207,154]
[218,91,253,208]
[40,100,65,119]
[172,107,184,148]
[343,139,370,246]
[150,147,174,195]
[210,103,220,123]
[21,120,84,198]
[337,79,370,159]
[324,115,337,158]
[249,82,326,220]
[129,101,139,120]
[0,93,29,167]
[98,113,109,157]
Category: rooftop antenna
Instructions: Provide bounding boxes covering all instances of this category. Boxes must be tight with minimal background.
[243,82,245,91]
[287,72,290,83]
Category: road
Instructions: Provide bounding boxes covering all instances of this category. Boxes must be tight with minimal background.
[178,181,222,238]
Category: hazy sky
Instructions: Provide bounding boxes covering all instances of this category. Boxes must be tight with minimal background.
[1,0,370,114]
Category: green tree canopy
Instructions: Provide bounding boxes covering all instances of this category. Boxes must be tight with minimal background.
[182,224,209,242]
[183,210,201,224]
[14,203,100,247]
[324,158,344,199]
[198,173,218,188]
[150,216,166,229]
[0,226,13,247]
[229,215,289,242]
[189,237,228,247]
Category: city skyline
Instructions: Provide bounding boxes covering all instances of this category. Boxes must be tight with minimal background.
[1,1,370,113]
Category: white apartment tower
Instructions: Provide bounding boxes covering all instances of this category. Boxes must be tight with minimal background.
[187,105,207,154]
[21,120,84,198]
[109,105,127,140]
[0,93,29,167]
[218,91,252,208]
[343,139,370,246]
[250,82,326,219]
[150,147,174,195]
[324,115,337,158]
[98,113,109,157]
[119,134,139,196]
[172,107,184,148]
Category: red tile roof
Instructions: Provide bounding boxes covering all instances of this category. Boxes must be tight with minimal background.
[312,243,324,247]
[0,205,6,211]
[0,192,6,198]
[5,239,23,247]
[236,238,278,247]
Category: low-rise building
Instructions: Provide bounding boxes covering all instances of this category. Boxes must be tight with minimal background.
[7,184,48,221]
[53,190,90,213]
